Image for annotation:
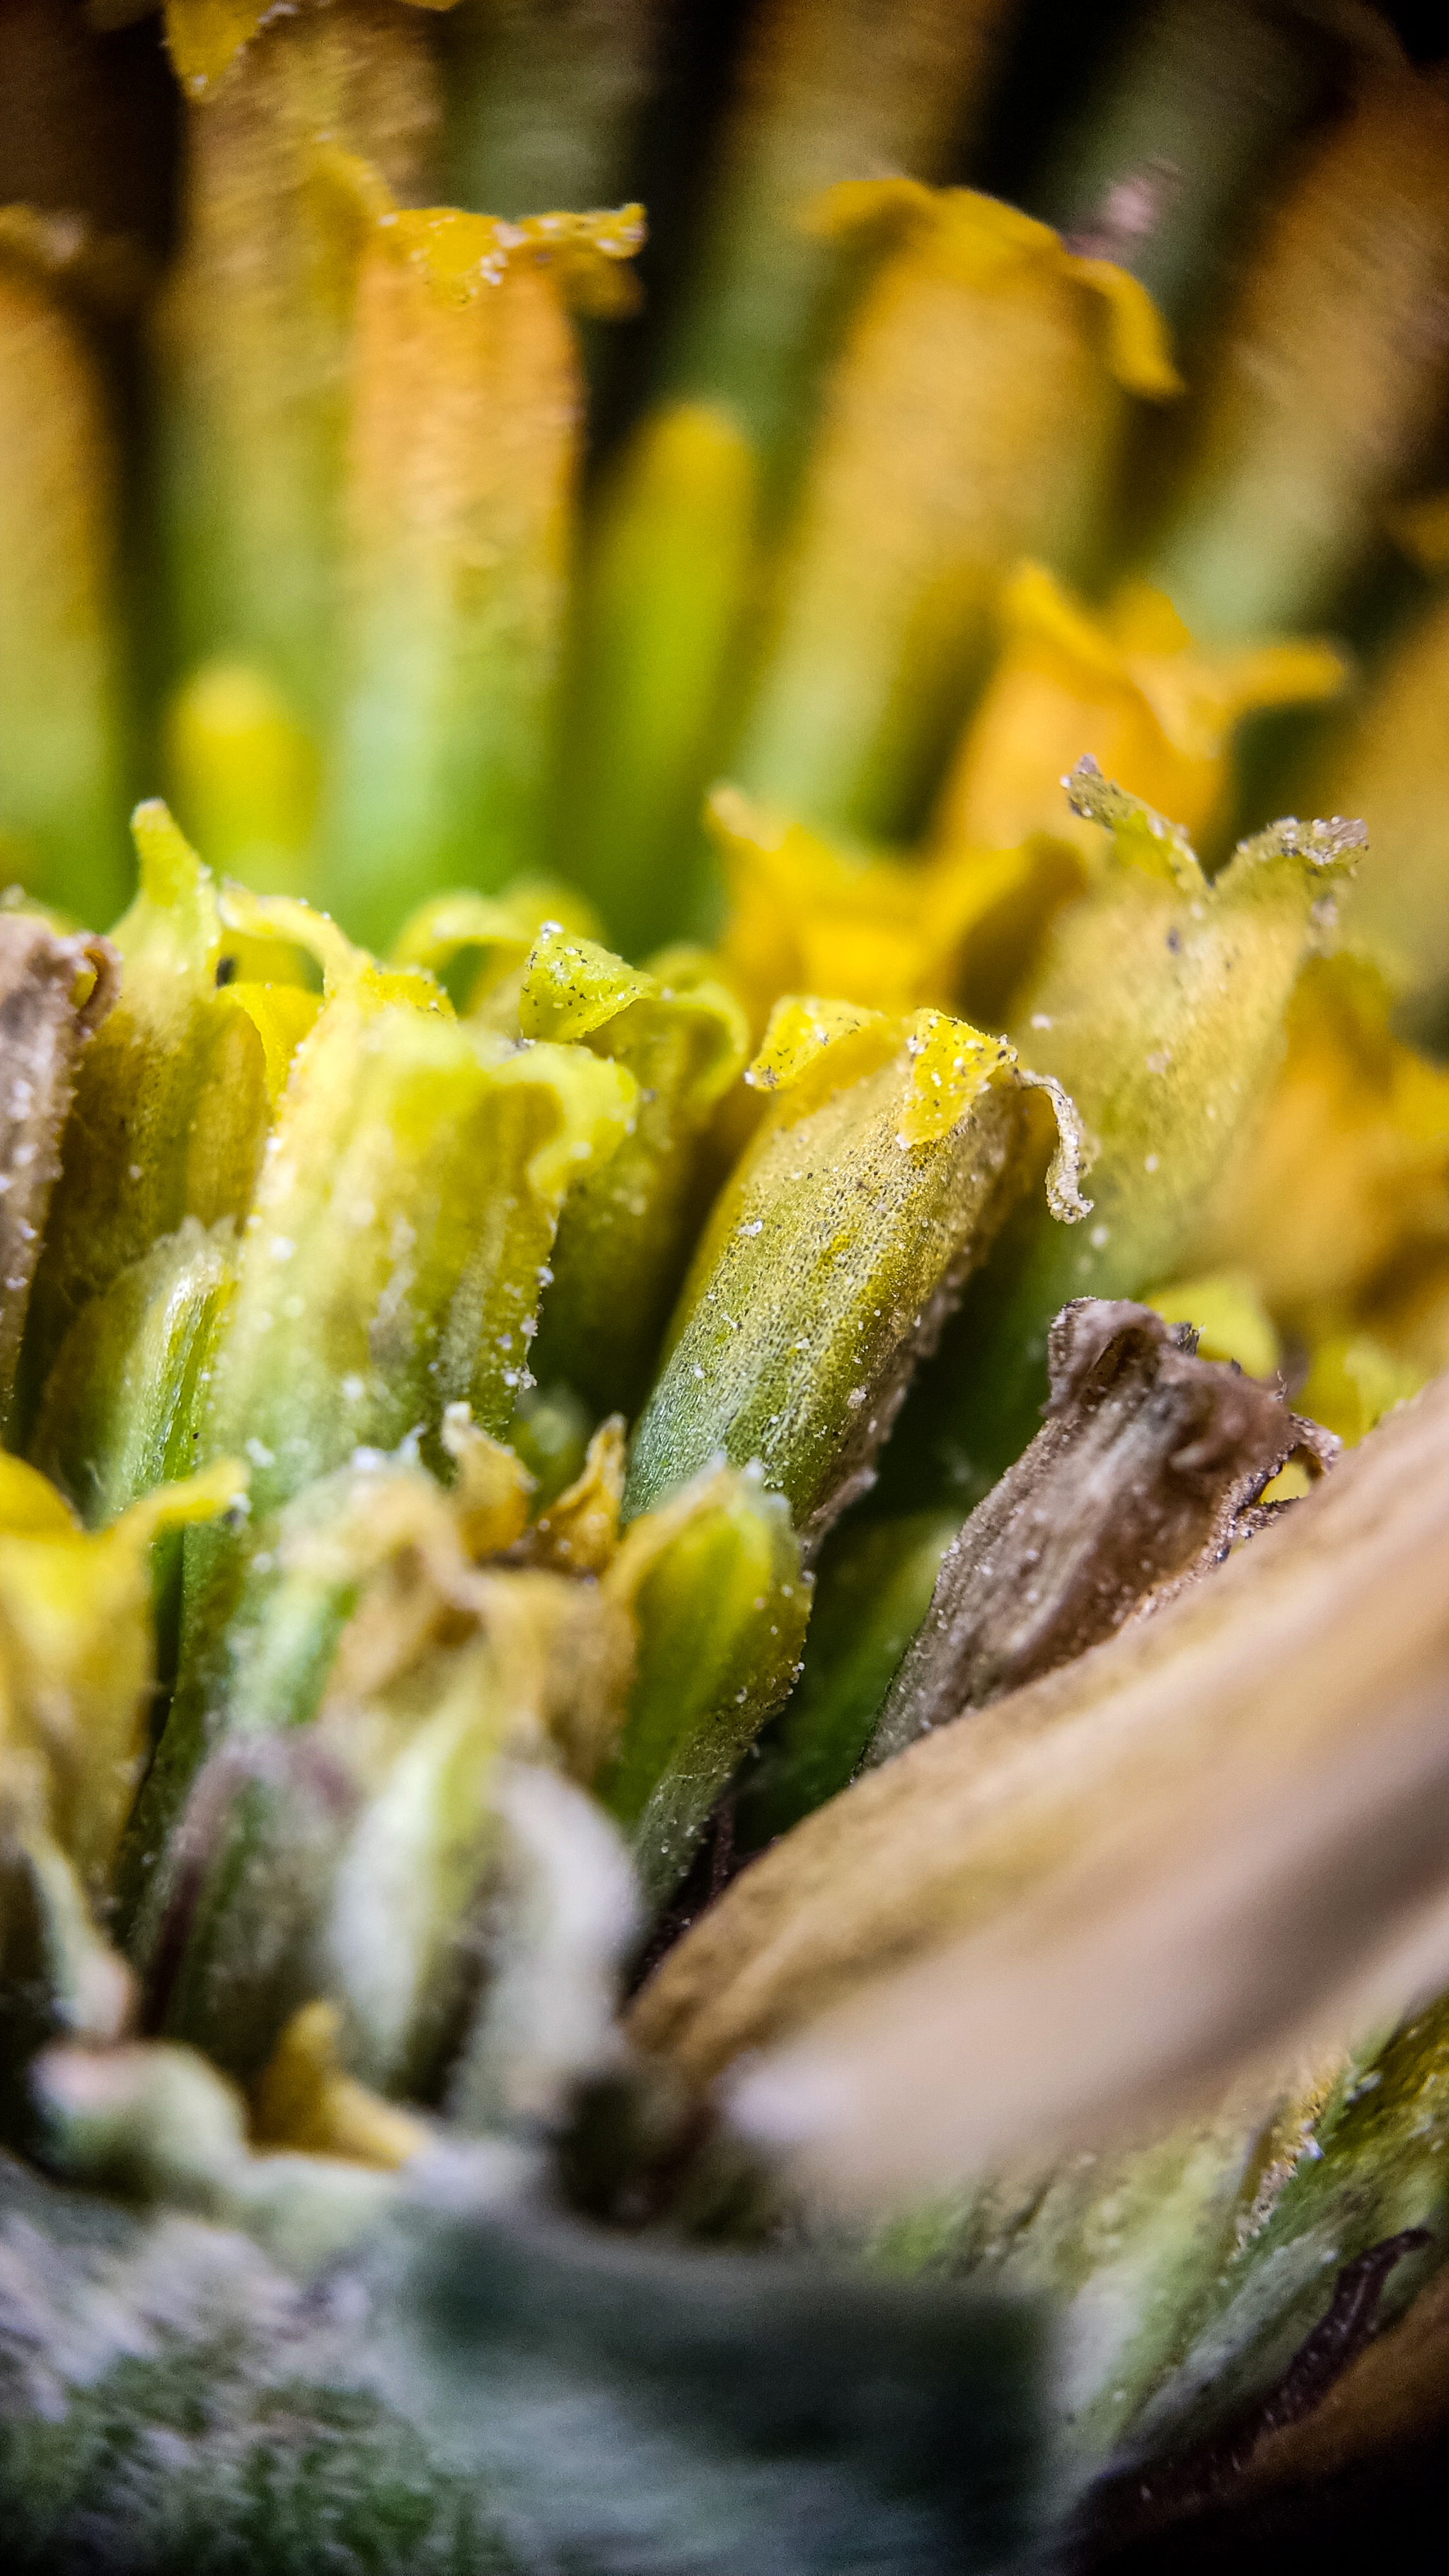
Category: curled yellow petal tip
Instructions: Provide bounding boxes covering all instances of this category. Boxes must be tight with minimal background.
[935,564,1346,863]
[810,180,1181,399]
[219,884,447,1013]
[317,144,645,313]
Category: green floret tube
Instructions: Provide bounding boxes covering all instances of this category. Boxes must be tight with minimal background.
[554,400,761,957]
[624,997,1085,1547]
[890,761,1364,1507]
[122,891,634,1890]
[29,1215,236,1532]
[18,804,272,1435]
[730,183,1179,843]
[316,168,642,951]
[601,1462,811,1905]
[519,923,749,1416]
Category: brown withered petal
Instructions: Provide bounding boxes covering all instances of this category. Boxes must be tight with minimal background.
[0,913,118,1435]
[867,1297,1334,1767]
[633,1370,1449,2210]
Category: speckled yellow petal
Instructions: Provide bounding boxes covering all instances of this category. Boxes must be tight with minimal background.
[517,925,654,1044]
[744,994,891,1095]
[896,1012,1015,1148]
[812,181,1179,398]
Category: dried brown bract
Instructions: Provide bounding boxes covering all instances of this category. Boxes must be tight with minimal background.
[0,911,118,1432]
[868,1297,1334,1765]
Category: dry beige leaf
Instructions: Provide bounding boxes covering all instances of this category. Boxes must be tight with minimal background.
[631,1370,1449,2210]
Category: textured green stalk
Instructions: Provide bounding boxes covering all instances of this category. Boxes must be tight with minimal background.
[1129,2000,1449,2472]
[1031,0,1348,333]
[18,805,274,1435]
[660,0,1015,475]
[737,1510,958,1847]
[732,185,1179,841]
[122,894,634,1888]
[1141,68,1449,642]
[30,1218,236,1530]
[876,1994,1449,2508]
[443,0,664,220]
[520,925,749,1415]
[555,400,760,956]
[314,162,642,949]
[867,2075,1327,2497]
[601,1464,811,1903]
[625,998,1085,1544]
